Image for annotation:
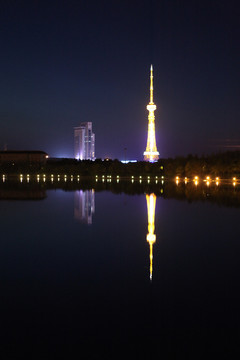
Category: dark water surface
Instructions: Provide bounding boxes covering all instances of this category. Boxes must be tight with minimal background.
[1,188,240,357]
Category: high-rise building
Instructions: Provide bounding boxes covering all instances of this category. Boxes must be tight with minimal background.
[143,65,159,162]
[74,122,95,160]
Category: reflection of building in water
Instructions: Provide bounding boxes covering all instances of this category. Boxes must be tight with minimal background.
[146,193,157,281]
[74,190,95,224]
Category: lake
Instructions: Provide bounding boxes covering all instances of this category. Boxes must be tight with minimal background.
[0,180,240,358]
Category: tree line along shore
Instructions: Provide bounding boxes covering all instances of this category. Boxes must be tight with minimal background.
[0,151,240,179]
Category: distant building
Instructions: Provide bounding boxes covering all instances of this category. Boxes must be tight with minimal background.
[74,122,95,160]
[0,151,48,165]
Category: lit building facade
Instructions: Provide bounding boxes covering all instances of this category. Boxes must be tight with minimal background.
[143,65,159,162]
[74,122,95,160]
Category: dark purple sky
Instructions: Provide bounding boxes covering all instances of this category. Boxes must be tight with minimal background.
[0,0,239,159]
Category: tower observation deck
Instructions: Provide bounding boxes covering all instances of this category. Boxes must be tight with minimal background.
[143,65,159,162]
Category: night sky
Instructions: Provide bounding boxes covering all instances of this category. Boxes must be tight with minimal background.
[0,0,239,159]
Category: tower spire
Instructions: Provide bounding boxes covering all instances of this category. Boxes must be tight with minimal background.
[150,64,154,104]
[143,65,159,162]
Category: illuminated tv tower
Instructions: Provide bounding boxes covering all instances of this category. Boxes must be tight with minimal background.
[143,65,159,162]
[146,193,157,281]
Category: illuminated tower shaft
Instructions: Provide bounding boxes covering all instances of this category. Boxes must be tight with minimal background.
[144,65,159,162]
[146,193,157,281]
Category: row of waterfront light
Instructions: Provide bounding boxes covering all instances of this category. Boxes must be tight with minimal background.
[1,174,239,186]
[1,174,165,184]
[95,175,164,184]
[2,174,81,183]
[175,176,239,186]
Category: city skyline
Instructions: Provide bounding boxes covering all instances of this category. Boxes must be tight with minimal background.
[0,1,239,159]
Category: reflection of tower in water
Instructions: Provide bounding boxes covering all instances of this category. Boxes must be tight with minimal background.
[146,193,157,281]
[74,190,95,224]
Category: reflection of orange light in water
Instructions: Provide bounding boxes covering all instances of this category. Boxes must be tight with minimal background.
[194,176,198,186]
[146,193,156,281]
[205,176,211,186]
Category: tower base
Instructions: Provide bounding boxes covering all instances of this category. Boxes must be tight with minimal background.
[143,151,159,163]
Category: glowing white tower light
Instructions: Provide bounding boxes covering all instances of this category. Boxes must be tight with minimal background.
[143,65,159,162]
